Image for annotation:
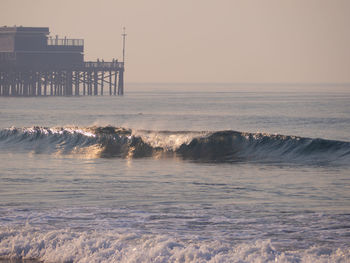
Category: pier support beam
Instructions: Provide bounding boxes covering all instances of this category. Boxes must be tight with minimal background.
[94,71,98,96]
[109,71,112,96]
[118,70,124,96]
[74,71,79,96]
[83,72,86,96]
[113,71,117,96]
[101,71,104,96]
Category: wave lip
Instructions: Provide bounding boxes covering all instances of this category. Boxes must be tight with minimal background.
[0,126,349,164]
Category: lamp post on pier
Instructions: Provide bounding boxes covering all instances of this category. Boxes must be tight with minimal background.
[118,27,127,95]
[122,27,127,64]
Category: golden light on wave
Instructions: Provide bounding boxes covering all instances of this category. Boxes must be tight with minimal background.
[72,145,104,159]
[51,144,104,159]
[126,146,135,160]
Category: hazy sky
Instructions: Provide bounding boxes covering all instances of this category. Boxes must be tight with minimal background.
[2,0,350,84]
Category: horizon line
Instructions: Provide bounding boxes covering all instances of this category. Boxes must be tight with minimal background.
[125,82,350,86]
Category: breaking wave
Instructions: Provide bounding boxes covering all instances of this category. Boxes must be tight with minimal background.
[0,126,349,164]
[0,226,349,263]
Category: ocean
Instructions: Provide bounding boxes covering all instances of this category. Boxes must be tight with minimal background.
[0,84,349,262]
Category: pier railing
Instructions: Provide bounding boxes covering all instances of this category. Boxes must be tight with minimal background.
[0,52,16,62]
[47,38,84,46]
[84,61,124,69]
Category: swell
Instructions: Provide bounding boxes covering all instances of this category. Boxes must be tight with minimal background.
[177,130,350,164]
[0,126,349,164]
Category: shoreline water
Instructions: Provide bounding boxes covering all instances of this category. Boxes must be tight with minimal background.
[0,89,349,262]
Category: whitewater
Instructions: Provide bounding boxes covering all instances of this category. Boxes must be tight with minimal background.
[0,86,349,262]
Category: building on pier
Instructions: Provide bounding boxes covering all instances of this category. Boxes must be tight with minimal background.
[0,26,124,96]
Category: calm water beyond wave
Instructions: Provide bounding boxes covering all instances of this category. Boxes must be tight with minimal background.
[0,85,349,262]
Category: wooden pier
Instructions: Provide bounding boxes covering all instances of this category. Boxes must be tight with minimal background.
[0,61,124,96]
[0,26,125,96]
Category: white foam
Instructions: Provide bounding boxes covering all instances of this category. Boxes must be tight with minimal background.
[133,130,205,151]
[0,226,349,263]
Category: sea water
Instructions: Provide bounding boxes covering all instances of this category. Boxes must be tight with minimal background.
[0,84,349,262]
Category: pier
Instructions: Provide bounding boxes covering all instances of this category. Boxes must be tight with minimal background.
[0,26,125,96]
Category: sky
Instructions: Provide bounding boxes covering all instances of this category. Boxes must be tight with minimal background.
[2,0,350,84]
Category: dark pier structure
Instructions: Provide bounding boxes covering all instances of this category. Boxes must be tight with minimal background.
[0,26,124,96]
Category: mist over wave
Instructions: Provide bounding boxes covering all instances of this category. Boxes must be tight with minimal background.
[0,126,349,165]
